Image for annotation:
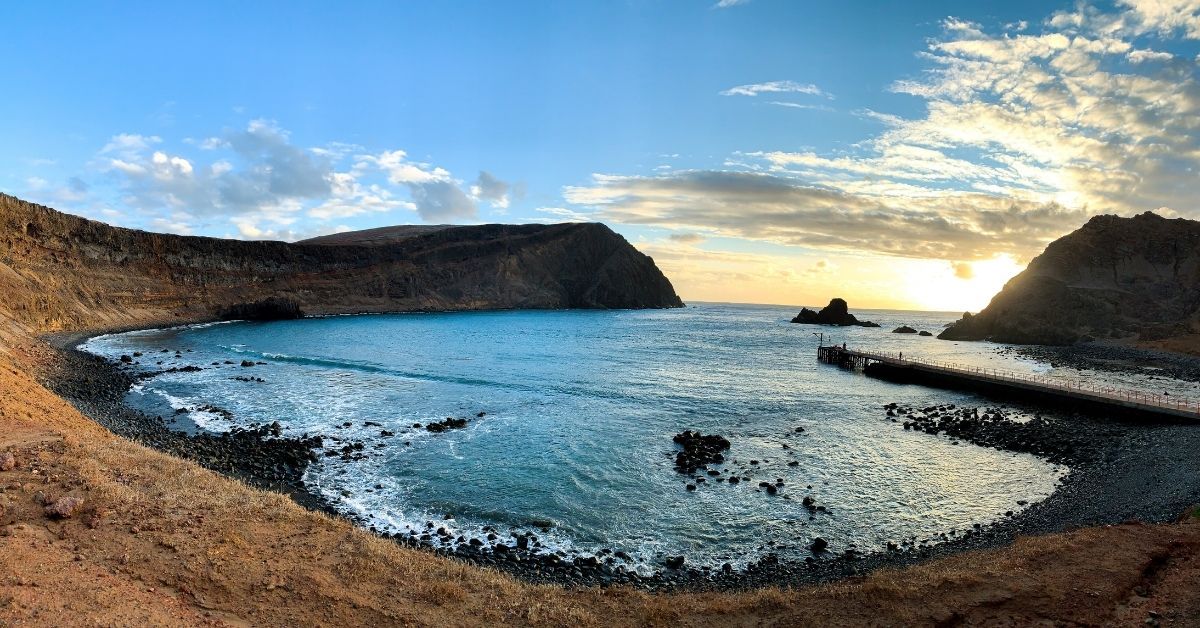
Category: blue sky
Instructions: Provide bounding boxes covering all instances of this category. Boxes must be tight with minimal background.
[3,1,1200,309]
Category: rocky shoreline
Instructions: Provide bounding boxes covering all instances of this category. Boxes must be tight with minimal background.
[39,330,1200,593]
[1002,342,1200,383]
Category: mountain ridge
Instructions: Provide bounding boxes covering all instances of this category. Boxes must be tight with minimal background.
[0,194,682,338]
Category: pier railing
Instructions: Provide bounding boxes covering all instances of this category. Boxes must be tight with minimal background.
[818,345,1200,417]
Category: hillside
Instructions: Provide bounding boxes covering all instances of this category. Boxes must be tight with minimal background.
[940,212,1200,345]
[0,194,682,340]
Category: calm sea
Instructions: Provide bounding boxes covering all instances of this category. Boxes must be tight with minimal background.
[85,303,1081,570]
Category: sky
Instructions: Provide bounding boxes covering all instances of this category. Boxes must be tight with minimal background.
[3,1,1200,312]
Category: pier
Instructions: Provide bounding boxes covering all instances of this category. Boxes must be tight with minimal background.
[817,345,1200,421]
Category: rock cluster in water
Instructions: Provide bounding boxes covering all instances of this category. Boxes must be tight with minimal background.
[672,430,730,473]
[426,417,470,433]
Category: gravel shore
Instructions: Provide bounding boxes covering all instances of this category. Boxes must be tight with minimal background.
[42,332,1200,592]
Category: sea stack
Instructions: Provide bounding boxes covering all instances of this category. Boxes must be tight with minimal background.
[791,298,880,327]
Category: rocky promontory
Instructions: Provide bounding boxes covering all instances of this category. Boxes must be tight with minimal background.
[790,298,879,327]
[940,212,1200,346]
[0,194,682,334]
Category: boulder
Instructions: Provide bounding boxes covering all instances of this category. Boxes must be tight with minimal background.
[918,330,933,336]
[892,326,918,334]
[44,496,84,519]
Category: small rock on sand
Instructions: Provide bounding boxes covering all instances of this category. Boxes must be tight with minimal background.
[45,496,84,519]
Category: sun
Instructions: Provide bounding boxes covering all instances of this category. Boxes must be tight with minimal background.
[904,255,1024,313]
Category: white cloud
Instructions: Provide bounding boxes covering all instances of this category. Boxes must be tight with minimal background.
[96,120,486,236]
[351,149,480,221]
[470,171,511,208]
[356,150,450,185]
[408,180,477,222]
[534,207,591,223]
[1117,0,1200,39]
[714,0,750,7]
[1127,48,1174,62]
[720,80,828,98]
[100,134,161,157]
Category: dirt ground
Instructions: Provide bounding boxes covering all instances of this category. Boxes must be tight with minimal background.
[2,341,1200,627]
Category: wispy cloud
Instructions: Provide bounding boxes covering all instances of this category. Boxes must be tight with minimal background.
[713,0,751,8]
[767,101,834,112]
[720,80,827,98]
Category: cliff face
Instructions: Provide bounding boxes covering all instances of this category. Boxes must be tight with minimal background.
[0,194,682,336]
[940,212,1200,345]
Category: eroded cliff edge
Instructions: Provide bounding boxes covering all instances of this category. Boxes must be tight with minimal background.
[0,193,682,336]
[940,212,1200,345]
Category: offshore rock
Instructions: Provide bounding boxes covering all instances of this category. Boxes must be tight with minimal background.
[790,298,879,327]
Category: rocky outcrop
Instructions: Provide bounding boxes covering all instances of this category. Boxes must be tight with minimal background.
[0,194,682,334]
[790,298,879,327]
[940,212,1200,345]
[893,326,917,334]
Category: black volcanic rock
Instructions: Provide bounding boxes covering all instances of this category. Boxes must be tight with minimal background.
[672,430,730,474]
[790,298,878,327]
[0,194,683,331]
[892,326,917,334]
[940,212,1200,345]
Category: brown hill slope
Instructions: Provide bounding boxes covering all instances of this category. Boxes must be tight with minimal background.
[941,212,1200,345]
[0,194,682,336]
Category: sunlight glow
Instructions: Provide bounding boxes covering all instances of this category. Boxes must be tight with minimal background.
[903,255,1024,313]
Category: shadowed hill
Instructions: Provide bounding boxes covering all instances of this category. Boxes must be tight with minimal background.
[940,212,1200,345]
[0,194,682,336]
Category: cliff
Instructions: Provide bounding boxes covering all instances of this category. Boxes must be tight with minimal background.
[940,212,1200,345]
[0,194,682,337]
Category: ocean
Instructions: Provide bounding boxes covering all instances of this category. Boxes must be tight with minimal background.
[83,302,1080,572]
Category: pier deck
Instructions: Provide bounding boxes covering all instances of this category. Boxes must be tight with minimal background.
[817,345,1200,420]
